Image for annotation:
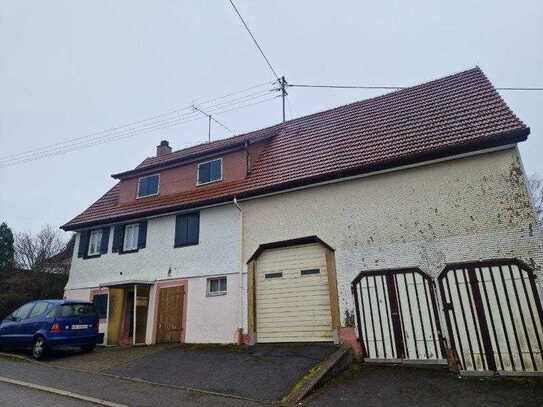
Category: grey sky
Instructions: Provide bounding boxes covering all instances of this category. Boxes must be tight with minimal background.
[1,0,542,235]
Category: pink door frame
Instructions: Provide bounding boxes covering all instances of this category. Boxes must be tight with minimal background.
[152,278,188,344]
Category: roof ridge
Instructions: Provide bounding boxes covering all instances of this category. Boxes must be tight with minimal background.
[139,67,482,169]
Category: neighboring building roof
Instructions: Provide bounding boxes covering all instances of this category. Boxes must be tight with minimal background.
[42,236,75,266]
[62,67,529,231]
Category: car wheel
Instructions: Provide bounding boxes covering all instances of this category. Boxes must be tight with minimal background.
[32,336,47,360]
[81,344,95,353]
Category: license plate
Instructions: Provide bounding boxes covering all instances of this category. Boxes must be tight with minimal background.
[71,324,88,330]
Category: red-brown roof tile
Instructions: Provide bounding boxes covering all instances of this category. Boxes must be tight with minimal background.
[62,67,529,230]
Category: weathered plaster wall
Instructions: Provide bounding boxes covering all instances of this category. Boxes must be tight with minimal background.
[241,148,543,326]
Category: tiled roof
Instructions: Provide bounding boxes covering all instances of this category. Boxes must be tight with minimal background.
[62,67,529,230]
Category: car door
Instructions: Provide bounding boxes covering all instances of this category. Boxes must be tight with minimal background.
[0,303,35,346]
[21,302,50,344]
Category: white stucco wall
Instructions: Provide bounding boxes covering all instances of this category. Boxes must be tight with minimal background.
[65,204,242,344]
[66,205,241,289]
[240,148,543,326]
[184,273,242,343]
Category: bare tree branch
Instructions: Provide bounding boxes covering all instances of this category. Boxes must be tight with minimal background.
[14,225,66,271]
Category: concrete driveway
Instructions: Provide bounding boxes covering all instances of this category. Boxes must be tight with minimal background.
[305,364,543,407]
[104,343,337,402]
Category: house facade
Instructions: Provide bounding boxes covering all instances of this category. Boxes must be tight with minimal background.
[62,68,543,375]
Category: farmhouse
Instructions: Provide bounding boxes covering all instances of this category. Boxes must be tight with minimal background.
[62,67,543,374]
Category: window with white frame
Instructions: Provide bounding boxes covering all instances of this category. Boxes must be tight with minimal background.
[123,224,139,251]
[197,158,222,185]
[207,276,227,296]
[137,174,159,198]
[88,229,103,256]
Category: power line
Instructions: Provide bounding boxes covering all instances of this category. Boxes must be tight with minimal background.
[0,82,276,164]
[0,91,278,168]
[227,0,280,81]
[1,96,278,167]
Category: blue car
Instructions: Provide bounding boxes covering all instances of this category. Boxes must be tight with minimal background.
[0,300,101,359]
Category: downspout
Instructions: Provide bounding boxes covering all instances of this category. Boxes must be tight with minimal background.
[233,196,244,343]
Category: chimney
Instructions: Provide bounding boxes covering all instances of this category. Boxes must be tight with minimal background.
[156,140,172,157]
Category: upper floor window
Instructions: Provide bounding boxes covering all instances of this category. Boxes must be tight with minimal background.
[174,212,200,247]
[197,158,222,185]
[137,174,159,198]
[123,223,140,251]
[78,227,110,259]
[112,221,147,254]
[88,229,103,256]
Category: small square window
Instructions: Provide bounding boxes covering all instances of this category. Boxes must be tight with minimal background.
[123,224,139,251]
[197,159,222,185]
[207,277,227,296]
[88,229,103,256]
[137,174,159,198]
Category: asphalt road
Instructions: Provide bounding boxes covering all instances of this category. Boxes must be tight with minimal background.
[0,358,262,407]
[0,382,94,407]
[305,364,543,407]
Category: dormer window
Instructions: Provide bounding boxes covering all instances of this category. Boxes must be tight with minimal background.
[197,158,222,185]
[137,174,159,198]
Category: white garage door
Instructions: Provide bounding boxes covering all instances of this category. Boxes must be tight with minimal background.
[255,243,334,343]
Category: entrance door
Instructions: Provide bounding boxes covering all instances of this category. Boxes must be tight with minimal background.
[353,268,445,362]
[157,286,184,343]
[439,260,543,373]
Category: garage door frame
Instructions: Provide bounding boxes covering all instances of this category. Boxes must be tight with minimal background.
[246,236,340,344]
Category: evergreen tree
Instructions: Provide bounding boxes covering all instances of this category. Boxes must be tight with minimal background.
[0,222,15,272]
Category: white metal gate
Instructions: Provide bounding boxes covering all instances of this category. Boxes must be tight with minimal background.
[439,260,543,373]
[352,268,445,362]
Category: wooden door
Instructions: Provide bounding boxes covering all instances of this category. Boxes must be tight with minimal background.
[107,288,125,345]
[157,286,184,343]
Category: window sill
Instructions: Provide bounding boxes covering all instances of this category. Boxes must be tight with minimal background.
[84,254,102,259]
[206,291,227,297]
[136,193,159,200]
[196,178,223,187]
[174,242,199,249]
[118,248,139,255]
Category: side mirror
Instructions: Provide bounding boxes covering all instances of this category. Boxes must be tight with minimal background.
[6,315,16,322]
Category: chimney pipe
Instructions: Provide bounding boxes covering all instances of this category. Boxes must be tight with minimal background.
[156,140,172,157]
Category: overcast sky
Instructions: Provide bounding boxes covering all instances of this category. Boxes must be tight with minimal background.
[1,0,542,236]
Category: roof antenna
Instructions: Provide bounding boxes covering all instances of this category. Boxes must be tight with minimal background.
[192,105,234,142]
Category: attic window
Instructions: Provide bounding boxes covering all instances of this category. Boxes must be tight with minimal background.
[197,158,222,185]
[137,174,159,198]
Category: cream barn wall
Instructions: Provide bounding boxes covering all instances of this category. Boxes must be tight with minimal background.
[241,148,543,326]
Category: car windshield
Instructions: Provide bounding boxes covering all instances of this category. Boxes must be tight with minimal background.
[54,304,97,317]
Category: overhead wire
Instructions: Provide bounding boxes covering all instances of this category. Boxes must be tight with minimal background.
[0,80,276,163]
[227,0,280,81]
[1,96,278,167]
[0,82,278,167]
